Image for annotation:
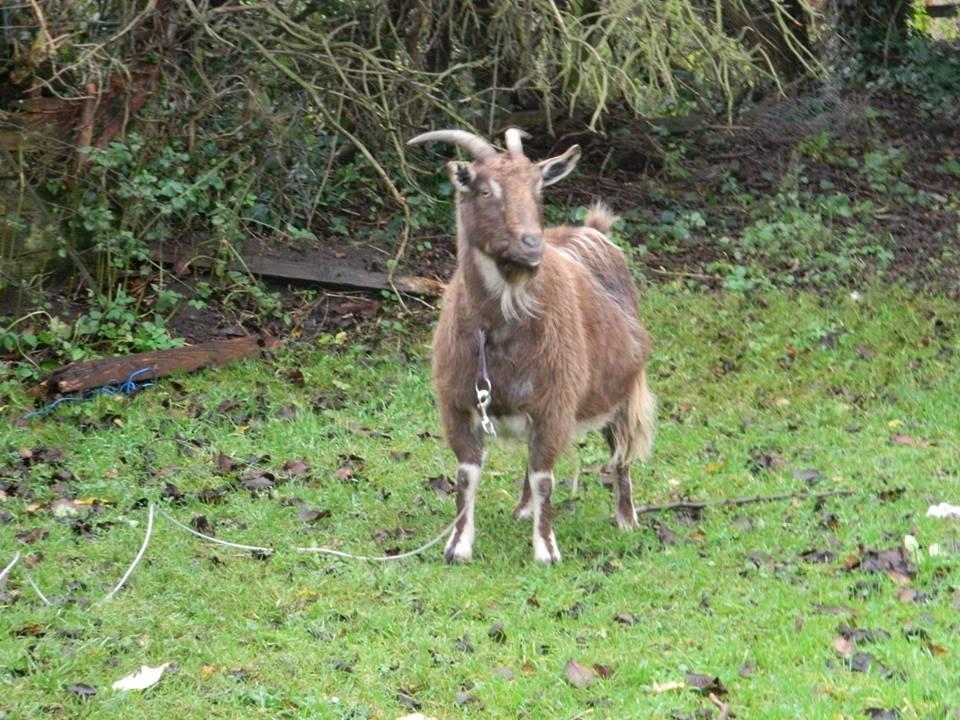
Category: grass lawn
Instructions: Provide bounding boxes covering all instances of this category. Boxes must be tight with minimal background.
[2,287,959,719]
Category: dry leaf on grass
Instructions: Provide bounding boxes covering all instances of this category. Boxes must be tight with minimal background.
[651,679,686,693]
[112,663,171,692]
[564,659,595,688]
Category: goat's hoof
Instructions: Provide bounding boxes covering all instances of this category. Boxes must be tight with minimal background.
[533,534,562,565]
[512,502,533,520]
[614,511,639,531]
[444,539,473,564]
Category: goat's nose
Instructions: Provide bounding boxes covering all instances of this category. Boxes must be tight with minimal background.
[520,233,543,251]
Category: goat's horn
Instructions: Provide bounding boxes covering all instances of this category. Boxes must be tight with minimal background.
[406,130,497,160]
[504,127,531,157]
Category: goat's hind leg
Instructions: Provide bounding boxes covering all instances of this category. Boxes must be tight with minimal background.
[512,467,533,520]
[604,369,656,531]
[603,425,639,530]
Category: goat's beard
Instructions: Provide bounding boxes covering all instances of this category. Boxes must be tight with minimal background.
[496,259,539,285]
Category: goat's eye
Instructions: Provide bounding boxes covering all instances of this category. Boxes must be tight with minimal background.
[479,188,492,199]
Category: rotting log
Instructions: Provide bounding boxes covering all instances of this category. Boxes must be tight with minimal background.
[162,252,446,297]
[35,333,279,398]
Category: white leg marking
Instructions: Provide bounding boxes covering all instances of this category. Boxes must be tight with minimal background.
[529,471,561,565]
[445,463,481,563]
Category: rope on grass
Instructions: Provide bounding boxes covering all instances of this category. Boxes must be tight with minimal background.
[158,505,468,562]
[13,502,465,606]
[101,504,155,603]
[9,488,854,606]
[21,367,155,421]
[22,570,52,606]
[0,552,20,587]
[156,507,273,554]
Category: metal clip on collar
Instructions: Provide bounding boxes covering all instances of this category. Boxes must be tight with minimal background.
[475,328,496,436]
[475,378,496,436]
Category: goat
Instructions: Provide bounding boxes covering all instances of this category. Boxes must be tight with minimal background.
[407,128,655,564]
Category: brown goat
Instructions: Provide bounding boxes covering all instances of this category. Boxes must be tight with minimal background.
[408,128,655,564]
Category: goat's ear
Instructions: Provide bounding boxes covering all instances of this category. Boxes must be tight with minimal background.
[538,145,581,187]
[447,161,477,193]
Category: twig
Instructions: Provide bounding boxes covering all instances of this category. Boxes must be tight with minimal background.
[101,504,155,603]
[0,552,20,588]
[709,692,731,720]
[635,489,854,516]
[646,267,720,281]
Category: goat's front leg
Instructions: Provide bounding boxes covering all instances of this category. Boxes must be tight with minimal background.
[527,434,568,565]
[441,408,484,563]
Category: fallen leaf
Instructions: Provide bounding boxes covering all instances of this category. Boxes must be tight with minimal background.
[242,474,274,491]
[836,624,890,644]
[424,474,454,497]
[895,588,924,603]
[487,622,506,643]
[283,459,310,476]
[491,667,514,681]
[651,680,685,693]
[14,624,45,636]
[738,660,756,678]
[653,520,682,545]
[191,515,215,536]
[854,546,917,578]
[197,485,231,504]
[793,468,822,485]
[298,508,331,524]
[927,502,960,519]
[334,466,354,482]
[275,405,297,421]
[112,663,171,692]
[834,636,855,657]
[396,715,438,720]
[845,652,893,678]
[854,345,877,360]
[396,690,422,711]
[684,672,727,695]
[16,528,47,544]
[891,434,928,447]
[51,498,84,518]
[454,691,480,707]
[214,453,237,473]
[613,612,637,625]
[864,709,900,720]
[67,683,96,698]
[564,660,595,688]
[592,663,614,679]
[800,547,836,564]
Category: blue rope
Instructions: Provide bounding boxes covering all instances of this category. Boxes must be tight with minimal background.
[22,367,155,421]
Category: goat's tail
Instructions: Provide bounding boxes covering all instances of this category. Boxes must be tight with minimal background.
[583,201,619,235]
[611,368,656,466]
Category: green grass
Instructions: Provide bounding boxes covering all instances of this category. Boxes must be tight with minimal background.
[2,287,959,719]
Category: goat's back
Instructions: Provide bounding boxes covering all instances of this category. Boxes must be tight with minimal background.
[546,204,641,328]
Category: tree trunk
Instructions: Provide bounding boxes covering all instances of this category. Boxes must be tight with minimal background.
[833,0,911,63]
[719,0,814,81]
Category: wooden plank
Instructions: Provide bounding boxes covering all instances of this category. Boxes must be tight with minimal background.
[926,0,960,16]
[36,333,279,398]
[162,252,445,297]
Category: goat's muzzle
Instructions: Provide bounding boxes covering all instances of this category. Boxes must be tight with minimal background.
[498,233,544,280]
